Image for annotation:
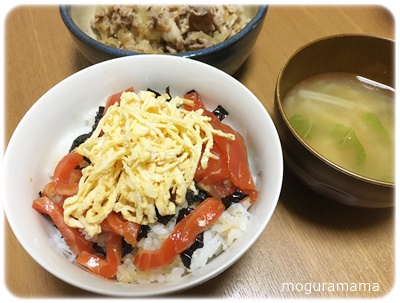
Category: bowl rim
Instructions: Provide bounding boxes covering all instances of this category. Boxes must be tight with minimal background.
[59,4,268,58]
[275,33,395,188]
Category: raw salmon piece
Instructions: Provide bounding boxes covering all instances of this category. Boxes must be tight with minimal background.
[32,196,94,255]
[133,197,225,271]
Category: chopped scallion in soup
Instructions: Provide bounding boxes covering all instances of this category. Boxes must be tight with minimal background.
[283,72,395,183]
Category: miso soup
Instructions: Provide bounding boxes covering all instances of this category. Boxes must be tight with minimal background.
[283,72,395,183]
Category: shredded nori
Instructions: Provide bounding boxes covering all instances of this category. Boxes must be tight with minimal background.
[156,208,175,225]
[137,225,150,241]
[145,184,209,244]
[147,87,161,97]
[180,232,204,268]
[185,185,210,205]
[165,86,171,100]
[186,89,196,94]
[176,207,194,224]
[69,106,104,153]
[212,105,229,121]
[121,239,133,257]
[92,106,105,131]
[175,207,205,268]
[92,239,133,258]
[221,188,248,209]
[92,243,106,257]
[147,87,171,101]
[69,133,91,153]
[184,90,229,121]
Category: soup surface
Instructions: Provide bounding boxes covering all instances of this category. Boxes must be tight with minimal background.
[283,72,395,183]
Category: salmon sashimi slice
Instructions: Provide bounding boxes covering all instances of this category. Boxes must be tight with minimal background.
[133,197,225,271]
[32,196,94,255]
[104,86,134,112]
[101,211,141,246]
[76,232,122,279]
[214,123,258,201]
[184,91,257,201]
[194,142,230,184]
[41,181,65,204]
[53,151,84,197]
[54,168,82,197]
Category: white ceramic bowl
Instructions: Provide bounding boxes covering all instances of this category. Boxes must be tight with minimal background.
[3,55,283,296]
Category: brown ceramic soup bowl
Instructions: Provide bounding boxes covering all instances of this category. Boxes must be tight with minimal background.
[274,34,395,208]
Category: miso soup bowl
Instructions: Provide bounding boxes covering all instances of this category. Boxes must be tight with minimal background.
[274,34,395,208]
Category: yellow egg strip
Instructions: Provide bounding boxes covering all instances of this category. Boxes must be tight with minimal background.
[63,90,234,237]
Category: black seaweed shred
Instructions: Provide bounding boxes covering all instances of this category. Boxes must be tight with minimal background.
[147,87,171,101]
[180,233,204,268]
[92,106,105,131]
[175,207,206,269]
[121,239,133,257]
[156,208,175,225]
[185,185,210,205]
[212,105,229,121]
[129,185,209,250]
[155,183,206,225]
[184,89,229,121]
[165,86,171,99]
[147,88,161,97]
[137,225,150,241]
[92,243,106,257]
[176,207,194,223]
[221,188,248,209]
[92,239,133,258]
[69,133,91,153]
[69,106,105,153]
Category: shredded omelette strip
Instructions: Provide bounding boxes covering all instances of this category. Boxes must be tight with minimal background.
[63,90,235,237]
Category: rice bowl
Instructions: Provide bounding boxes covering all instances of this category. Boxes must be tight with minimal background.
[3,55,283,296]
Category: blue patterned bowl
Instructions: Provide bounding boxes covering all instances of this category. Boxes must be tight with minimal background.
[59,5,268,75]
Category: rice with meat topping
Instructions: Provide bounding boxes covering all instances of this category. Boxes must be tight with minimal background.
[91,5,250,54]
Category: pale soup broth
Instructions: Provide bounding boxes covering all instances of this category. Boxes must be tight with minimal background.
[283,72,395,183]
